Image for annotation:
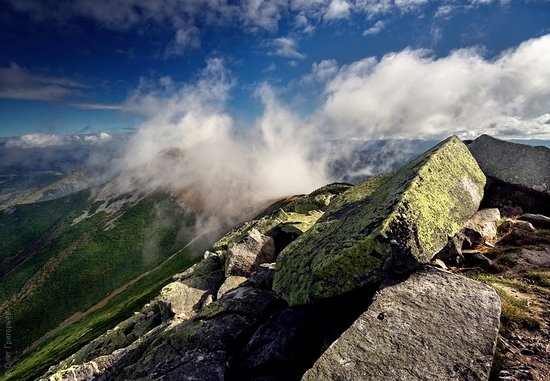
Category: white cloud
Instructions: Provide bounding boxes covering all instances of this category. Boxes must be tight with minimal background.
[5,133,113,148]
[6,0,508,56]
[268,37,306,59]
[263,63,278,72]
[434,5,455,18]
[324,0,351,20]
[116,58,328,235]
[302,59,339,83]
[165,26,201,56]
[84,132,113,144]
[0,62,88,101]
[112,34,550,238]
[363,20,386,36]
[319,34,550,140]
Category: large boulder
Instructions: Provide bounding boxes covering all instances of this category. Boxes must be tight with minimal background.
[273,135,485,306]
[302,266,501,381]
[469,134,550,195]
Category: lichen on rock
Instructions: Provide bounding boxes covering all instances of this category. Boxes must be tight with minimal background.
[273,135,486,306]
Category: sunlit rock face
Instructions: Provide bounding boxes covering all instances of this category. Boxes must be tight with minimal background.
[273,135,485,306]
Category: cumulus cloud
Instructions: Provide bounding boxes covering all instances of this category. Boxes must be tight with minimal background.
[363,20,386,36]
[105,33,550,239]
[0,62,88,101]
[301,59,339,83]
[319,34,550,140]
[324,0,351,20]
[268,37,306,59]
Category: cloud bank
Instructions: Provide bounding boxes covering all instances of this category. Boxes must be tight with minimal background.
[319,34,550,139]
[4,132,113,149]
[108,34,550,239]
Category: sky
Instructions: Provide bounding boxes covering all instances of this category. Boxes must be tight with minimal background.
[1,0,550,236]
[1,0,550,140]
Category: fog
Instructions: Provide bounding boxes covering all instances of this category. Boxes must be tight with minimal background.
[103,35,550,237]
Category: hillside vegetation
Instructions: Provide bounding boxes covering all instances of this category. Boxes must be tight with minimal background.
[0,190,206,381]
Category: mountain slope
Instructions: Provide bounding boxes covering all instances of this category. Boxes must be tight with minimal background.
[0,189,210,381]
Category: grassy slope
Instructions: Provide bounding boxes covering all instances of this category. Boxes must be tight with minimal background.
[0,190,204,381]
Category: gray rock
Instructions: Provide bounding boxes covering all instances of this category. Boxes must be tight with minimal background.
[463,208,501,244]
[519,213,550,229]
[436,208,501,263]
[158,270,225,321]
[469,134,550,195]
[498,219,536,234]
[302,267,501,381]
[158,351,226,381]
[226,229,276,277]
[248,263,276,290]
[217,275,247,299]
[274,135,485,306]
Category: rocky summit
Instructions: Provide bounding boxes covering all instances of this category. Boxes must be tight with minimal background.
[273,135,485,305]
[37,135,550,381]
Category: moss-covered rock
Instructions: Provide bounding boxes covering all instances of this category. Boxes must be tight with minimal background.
[273,135,486,306]
[469,134,550,195]
[212,183,351,252]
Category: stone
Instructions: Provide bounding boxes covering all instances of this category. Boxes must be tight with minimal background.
[274,135,485,306]
[278,210,325,235]
[248,263,276,290]
[519,213,550,229]
[469,134,550,195]
[158,270,225,321]
[463,208,501,244]
[302,267,501,381]
[217,275,247,299]
[497,219,536,234]
[156,350,226,381]
[519,249,550,269]
[225,229,276,277]
[172,251,223,281]
[435,208,500,263]
[199,286,284,321]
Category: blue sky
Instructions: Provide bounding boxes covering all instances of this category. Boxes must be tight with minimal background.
[1,0,550,140]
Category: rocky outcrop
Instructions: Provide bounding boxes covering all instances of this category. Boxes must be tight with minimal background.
[225,229,276,277]
[274,135,485,306]
[302,267,501,381]
[44,135,546,381]
[469,134,550,196]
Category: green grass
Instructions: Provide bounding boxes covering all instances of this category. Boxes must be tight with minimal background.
[526,272,550,288]
[498,253,518,266]
[0,191,207,381]
[0,190,91,262]
[464,272,544,330]
[2,248,201,381]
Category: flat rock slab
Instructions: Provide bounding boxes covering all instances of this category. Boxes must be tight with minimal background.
[274,135,485,306]
[302,267,501,381]
[469,134,550,195]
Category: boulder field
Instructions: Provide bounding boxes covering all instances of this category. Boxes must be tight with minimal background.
[39,135,550,381]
